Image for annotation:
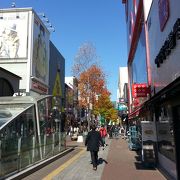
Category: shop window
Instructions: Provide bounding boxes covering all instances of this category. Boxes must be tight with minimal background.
[156,105,176,162]
[38,96,61,135]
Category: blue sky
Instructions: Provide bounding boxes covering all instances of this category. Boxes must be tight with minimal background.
[0,0,127,101]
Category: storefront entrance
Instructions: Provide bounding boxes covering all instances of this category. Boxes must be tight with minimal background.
[172,105,180,179]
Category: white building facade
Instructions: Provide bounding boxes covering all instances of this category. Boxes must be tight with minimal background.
[0,8,50,95]
[118,67,128,99]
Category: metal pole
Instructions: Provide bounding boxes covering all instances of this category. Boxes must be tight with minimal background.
[52,133,55,154]
[32,136,35,163]
[18,137,22,170]
[43,134,46,158]
[0,140,2,176]
[87,107,90,132]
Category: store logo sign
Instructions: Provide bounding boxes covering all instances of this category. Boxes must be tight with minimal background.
[155,19,180,68]
[31,78,48,94]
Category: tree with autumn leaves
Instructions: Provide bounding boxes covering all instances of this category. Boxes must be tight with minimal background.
[72,42,118,124]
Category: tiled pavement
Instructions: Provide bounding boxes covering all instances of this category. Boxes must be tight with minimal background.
[10,136,167,180]
[53,136,166,180]
[53,138,109,180]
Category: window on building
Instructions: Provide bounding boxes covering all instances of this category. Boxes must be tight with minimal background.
[156,105,176,162]
[132,26,148,84]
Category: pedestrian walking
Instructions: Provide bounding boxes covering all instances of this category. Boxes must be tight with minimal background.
[99,125,107,146]
[85,124,104,171]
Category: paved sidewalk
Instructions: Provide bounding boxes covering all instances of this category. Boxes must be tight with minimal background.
[55,136,166,180]
[101,137,166,180]
[53,137,110,180]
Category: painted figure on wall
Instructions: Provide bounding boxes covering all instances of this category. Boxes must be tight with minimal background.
[33,24,48,82]
[0,24,19,58]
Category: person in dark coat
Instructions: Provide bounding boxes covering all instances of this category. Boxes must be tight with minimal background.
[85,124,104,170]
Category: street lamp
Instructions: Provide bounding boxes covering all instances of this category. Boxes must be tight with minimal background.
[38,13,55,32]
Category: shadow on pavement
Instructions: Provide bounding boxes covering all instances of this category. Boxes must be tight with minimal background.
[135,155,141,161]
[66,145,78,148]
[134,150,142,162]
[134,162,156,170]
[98,158,108,165]
[134,150,156,170]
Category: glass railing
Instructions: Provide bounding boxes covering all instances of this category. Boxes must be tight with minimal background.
[0,132,66,178]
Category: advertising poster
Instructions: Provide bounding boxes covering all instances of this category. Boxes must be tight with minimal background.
[0,11,28,59]
[32,17,49,85]
[141,121,157,142]
[141,121,157,164]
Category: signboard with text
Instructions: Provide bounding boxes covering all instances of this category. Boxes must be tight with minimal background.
[31,78,48,94]
[132,83,150,98]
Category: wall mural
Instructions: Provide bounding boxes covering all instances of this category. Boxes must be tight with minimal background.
[32,18,49,85]
[0,12,28,59]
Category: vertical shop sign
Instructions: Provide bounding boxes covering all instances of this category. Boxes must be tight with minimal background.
[158,0,169,31]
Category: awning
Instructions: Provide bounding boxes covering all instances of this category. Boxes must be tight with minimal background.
[128,105,144,120]
[144,76,180,107]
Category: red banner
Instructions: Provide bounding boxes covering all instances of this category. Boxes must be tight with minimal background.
[132,83,150,98]
[31,78,48,94]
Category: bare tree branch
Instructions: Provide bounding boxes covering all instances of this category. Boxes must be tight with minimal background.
[72,42,98,77]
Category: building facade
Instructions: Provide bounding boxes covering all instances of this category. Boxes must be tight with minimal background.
[118,67,128,99]
[145,0,180,179]
[49,41,65,109]
[117,67,128,117]
[0,8,65,98]
[0,8,50,95]
[122,0,180,179]
[65,77,79,126]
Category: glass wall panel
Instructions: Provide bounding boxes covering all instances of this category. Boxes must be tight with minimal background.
[126,0,140,52]
[0,105,38,176]
[132,26,148,84]
[37,97,62,158]
[156,105,176,162]
[0,96,66,177]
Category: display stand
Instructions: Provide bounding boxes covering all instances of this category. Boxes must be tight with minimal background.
[128,125,141,150]
[141,121,157,167]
